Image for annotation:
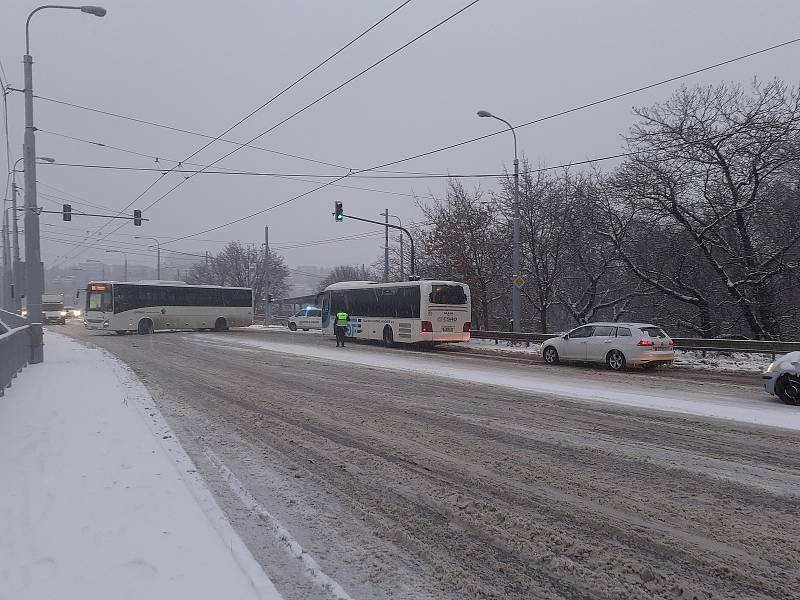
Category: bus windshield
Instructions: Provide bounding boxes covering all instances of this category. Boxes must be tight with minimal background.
[429,284,467,305]
[87,290,113,313]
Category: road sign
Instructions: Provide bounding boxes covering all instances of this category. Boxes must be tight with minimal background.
[513,276,525,289]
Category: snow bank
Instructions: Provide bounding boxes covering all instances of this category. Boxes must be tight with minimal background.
[0,332,282,600]
[203,335,800,431]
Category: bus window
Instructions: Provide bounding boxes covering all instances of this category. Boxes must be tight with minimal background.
[429,285,467,305]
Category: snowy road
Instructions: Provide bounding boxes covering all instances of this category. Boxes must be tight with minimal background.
[63,323,800,600]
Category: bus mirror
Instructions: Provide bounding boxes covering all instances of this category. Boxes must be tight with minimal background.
[76,290,81,299]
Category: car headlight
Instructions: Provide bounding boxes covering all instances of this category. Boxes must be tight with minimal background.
[60,310,67,316]
[102,320,109,328]
[766,362,775,373]
[21,310,27,317]
[73,310,81,317]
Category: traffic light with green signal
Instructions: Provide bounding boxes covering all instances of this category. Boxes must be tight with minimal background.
[334,201,343,222]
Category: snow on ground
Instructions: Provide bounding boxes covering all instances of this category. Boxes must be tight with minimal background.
[203,334,800,431]
[467,338,773,373]
[0,331,282,600]
[673,349,771,373]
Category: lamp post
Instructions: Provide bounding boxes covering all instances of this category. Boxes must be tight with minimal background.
[134,236,160,279]
[387,213,404,277]
[23,4,107,363]
[105,250,127,281]
[478,109,521,332]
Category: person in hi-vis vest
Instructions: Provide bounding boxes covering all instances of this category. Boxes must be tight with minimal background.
[335,310,350,347]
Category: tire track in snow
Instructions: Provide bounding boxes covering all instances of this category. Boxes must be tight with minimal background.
[205,447,356,600]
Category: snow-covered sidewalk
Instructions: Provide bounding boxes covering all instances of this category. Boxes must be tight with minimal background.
[0,332,282,600]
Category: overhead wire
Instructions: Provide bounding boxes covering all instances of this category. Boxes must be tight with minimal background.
[160,33,800,245]
[49,0,419,267]
[134,0,482,217]
[37,129,418,197]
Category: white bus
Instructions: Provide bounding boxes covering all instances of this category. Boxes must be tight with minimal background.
[319,280,471,346]
[83,281,253,334]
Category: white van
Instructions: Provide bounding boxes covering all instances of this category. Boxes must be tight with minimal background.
[288,307,322,331]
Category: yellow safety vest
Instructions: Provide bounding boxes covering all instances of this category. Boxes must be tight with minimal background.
[335,312,349,327]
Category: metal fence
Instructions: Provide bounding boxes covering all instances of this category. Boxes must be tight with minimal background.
[0,309,31,397]
[471,330,800,359]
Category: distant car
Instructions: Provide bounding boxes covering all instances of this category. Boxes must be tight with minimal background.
[762,352,800,406]
[287,307,322,331]
[541,322,674,371]
[64,306,81,318]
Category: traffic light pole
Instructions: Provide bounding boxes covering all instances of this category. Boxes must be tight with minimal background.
[335,212,417,279]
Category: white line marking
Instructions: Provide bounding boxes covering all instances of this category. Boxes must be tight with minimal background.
[205,447,356,600]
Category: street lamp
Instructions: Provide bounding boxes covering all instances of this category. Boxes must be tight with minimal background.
[23,4,107,363]
[135,236,160,279]
[105,250,127,281]
[387,213,404,277]
[478,109,521,332]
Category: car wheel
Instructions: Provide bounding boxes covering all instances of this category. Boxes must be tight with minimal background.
[383,325,394,348]
[607,349,626,371]
[543,346,560,365]
[137,319,154,335]
[288,322,297,331]
[775,374,800,406]
[214,317,228,332]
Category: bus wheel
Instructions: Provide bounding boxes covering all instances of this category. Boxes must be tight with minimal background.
[137,319,154,335]
[214,317,229,332]
[383,326,394,348]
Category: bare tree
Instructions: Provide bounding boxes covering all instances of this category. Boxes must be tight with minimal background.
[317,264,376,292]
[617,79,800,338]
[418,180,507,330]
[186,241,289,312]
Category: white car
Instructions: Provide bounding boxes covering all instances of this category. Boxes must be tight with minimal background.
[762,352,800,406]
[287,307,322,331]
[541,322,674,370]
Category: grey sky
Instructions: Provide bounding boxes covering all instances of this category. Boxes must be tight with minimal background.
[3,0,799,274]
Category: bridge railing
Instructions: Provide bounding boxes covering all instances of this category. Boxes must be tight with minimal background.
[0,309,32,397]
[470,330,800,359]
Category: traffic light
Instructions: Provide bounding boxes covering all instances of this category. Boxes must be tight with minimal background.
[62,204,72,221]
[133,209,142,226]
[334,201,343,222]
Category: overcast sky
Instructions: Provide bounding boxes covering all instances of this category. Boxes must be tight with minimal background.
[2,0,800,276]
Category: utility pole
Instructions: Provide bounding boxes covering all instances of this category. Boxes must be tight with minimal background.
[23,47,44,362]
[383,209,389,283]
[264,225,270,325]
[10,177,21,311]
[2,207,10,310]
[205,250,209,266]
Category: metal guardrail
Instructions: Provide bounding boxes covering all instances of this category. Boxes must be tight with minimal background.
[0,309,32,397]
[471,330,800,358]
